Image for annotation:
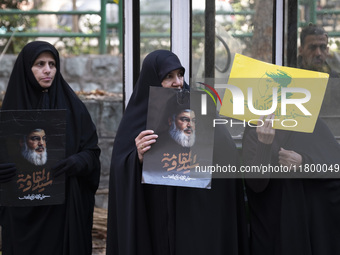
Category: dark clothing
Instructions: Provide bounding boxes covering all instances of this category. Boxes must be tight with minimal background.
[242,118,340,255]
[298,57,340,136]
[0,41,100,254]
[318,68,340,115]
[106,50,249,255]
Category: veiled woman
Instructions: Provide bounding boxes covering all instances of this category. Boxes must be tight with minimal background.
[106,50,249,255]
[242,115,340,255]
[0,41,100,255]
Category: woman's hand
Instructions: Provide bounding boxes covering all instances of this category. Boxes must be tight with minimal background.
[135,130,158,163]
[256,114,276,144]
[278,148,303,168]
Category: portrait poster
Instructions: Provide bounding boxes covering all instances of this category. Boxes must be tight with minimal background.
[0,110,66,206]
[142,87,215,189]
[219,53,329,133]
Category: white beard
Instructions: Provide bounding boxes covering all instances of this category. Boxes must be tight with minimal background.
[21,143,47,166]
[169,122,196,147]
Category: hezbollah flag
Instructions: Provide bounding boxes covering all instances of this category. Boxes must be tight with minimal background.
[219,53,329,133]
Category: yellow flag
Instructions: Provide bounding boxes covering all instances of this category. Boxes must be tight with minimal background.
[219,53,329,133]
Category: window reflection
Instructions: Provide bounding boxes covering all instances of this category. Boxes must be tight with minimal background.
[140,0,171,65]
[192,0,273,142]
[192,0,273,79]
[298,0,340,76]
[298,0,340,140]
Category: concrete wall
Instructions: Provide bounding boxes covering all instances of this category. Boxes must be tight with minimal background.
[0,54,123,209]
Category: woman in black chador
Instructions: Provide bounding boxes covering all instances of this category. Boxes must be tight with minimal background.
[242,115,340,255]
[106,50,249,255]
[0,41,101,254]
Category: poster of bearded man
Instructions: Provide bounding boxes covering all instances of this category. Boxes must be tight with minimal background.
[142,87,215,189]
[0,110,66,206]
[20,128,48,166]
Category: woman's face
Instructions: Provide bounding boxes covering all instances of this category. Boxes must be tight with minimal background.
[31,52,57,89]
[161,68,184,89]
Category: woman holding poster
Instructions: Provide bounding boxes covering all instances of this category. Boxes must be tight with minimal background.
[106,50,249,255]
[0,41,100,255]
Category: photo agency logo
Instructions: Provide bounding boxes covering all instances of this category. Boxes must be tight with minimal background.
[210,53,330,133]
[198,73,316,131]
[196,53,330,133]
[196,82,222,115]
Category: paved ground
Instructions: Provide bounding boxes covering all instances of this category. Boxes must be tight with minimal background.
[92,239,106,255]
[92,207,107,255]
[0,207,107,254]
